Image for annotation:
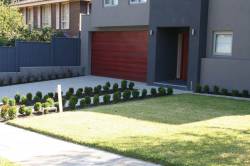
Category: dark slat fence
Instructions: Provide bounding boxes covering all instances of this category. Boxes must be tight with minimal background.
[0,37,80,72]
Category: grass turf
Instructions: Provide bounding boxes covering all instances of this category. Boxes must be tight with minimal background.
[8,94,250,166]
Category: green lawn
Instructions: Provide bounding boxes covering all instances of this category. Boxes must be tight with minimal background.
[8,94,250,166]
[0,158,17,166]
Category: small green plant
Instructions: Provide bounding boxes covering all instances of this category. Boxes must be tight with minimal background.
[2,97,9,105]
[34,102,42,112]
[68,88,74,95]
[113,92,121,103]
[221,88,228,96]
[151,88,157,97]
[242,90,249,98]
[167,87,173,95]
[8,106,17,120]
[15,94,21,104]
[69,96,78,110]
[84,87,93,96]
[80,99,86,108]
[121,80,128,91]
[43,94,49,101]
[105,82,111,89]
[103,94,111,104]
[213,86,220,95]
[113,83,119,92]
[195,84,202,93]
[93,95,100,106]
[21,96,27,105]
[103,85,109,92]
[123,90,131,101]
[94,85,102,94]
[140,89,147,98]
[1,105,10,120]
[85,96,91,105]
[26,93,33,102]
[158,87,167,96]
[25,108,32,116]
[19,105,26,115]
[35,91,43,100]
[46,98,55,107]
[66,91,72,100]
[232,90,240,97]
[76,88,83,97]
[203,85,210,93]
[132,89,140,99]
[42,102,50,114]
[129,82,135,90]
[33,95,41,102]
[48,92,54,98]
[9,99,16,106]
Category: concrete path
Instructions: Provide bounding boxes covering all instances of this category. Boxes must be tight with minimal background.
[0,123,159,166]
[0,75,187,100]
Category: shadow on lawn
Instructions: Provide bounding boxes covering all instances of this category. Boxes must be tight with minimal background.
[87,94,250,125]
[101,127,250,166]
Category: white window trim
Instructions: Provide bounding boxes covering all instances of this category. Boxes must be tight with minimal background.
[60,2,70,30]
[129,0,147,5]
[37,6,41,28]
[27,7,34,28]
[104,0,118,7]
[56,3,60,29]
[213,31,233,56]
[41,4,51,28]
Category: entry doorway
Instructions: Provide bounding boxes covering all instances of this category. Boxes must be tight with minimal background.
[155,27,190,86]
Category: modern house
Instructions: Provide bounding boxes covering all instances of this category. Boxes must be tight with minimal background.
[81,0,250,91]
[11,0,91,37]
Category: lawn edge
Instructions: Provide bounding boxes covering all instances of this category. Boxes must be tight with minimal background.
[6,122,178,166]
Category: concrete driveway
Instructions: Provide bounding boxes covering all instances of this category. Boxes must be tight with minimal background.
[0,75,186,100]
[0,123,159,166]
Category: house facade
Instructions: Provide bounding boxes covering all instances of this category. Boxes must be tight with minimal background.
[82,0,250,91]
[11,0,91,37]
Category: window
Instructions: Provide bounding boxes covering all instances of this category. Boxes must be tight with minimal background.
[129,0,147,4]
[213,32,233,56]
[104,0,118,7]
[41,5,51,28]
[61,3,70,29]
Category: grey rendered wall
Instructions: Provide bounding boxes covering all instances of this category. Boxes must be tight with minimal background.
[90,0,150,27]
[201,0,250,91]
[148,0,208,89]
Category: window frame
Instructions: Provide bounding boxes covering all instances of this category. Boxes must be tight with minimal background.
[104,0,118,7]
[60,2,70,30]
[213,31,233,56]
[41,4,51,28]
[129,0,147,5]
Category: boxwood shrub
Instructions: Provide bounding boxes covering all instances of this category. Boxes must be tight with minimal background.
[113,91,121,103]
[48,92,54,98]
[129,82,135,90]
[35,91,43,100]
[8,106,17,120]
[69,96,78,110]
[66,91,73,100]
[167,87,174,95]
[26,93,33,102]
[94,85,102,94]
[14,94,21,104]
[84,87,93,96]
[132,89,140,99]
[141,89,148,98]
[103,94,111,104]
[221,88,228,96]
[34,102,42,112]
[103,85,109,92]
[158,87,167,96]
[113,83,119,92]
[85,96,91,105]
[21,96,27,105]
[150,88,157,97]
[195,84,202,93]
[242,90,249,98]
[1,105,10,120]
[19,105,26,115]
[9,99,16,106]
[68,88,74,95]
[76,88,83,97]
[80,99,86,108]
[25,108,32,116]
[2,97,9,105]
[213,86,220,95]
[121,80,128,91]
[123,90,131,101]
[232,90,240,97]
[93,95,100,106]
[46,98,55,107]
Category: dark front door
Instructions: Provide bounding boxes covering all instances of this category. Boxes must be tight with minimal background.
[180,31,189,81]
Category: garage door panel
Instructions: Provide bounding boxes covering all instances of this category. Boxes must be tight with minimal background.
[92,31,148,82]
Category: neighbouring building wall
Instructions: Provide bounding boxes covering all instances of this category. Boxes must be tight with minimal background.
[148,0,208,90]
[201,0,250,91]
[90,0,150,27]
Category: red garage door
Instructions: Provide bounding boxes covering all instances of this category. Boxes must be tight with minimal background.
[91,31,148,82]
